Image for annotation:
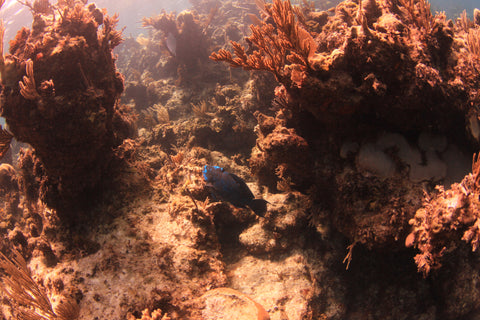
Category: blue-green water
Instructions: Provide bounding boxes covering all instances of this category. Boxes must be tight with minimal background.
[431,0,476,18]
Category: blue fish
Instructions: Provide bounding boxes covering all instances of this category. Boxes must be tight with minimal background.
[203,165,268,217]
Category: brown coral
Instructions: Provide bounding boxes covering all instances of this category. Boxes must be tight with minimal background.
[406,154,480,276]
[0,1,135,216]
[210,0,478,135]
[249,110,311,192]
[127,308,170,320]
[210,0,480,252]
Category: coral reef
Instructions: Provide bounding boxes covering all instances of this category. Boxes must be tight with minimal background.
[142,9,210,85]
[406,153,480,275]
[127,308,170,320]
[211,0,480,252]
[209,0,480,317]
[0,0,135,215]
[212,0,480,135]
[4,0,480,319]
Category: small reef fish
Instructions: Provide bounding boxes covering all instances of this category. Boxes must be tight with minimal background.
[165,32,176,56]
[203,165,268,216]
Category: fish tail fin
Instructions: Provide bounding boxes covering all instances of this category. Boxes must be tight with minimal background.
[248,199,268,217]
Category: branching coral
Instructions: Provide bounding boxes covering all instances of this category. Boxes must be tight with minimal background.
[466,28,480,72]
[191,100,216,118]
[142,104,170,126]
[18,59,40,100]
[456,10,473,33]
[99,13,124,51]
[396,0,434,32]
[126,308,170,320]
[467,28,480,57]
[210,0,315,84]
[211,1,480,285]
[142,10,177,37]
[0,1,4,66]
[18,0,54,16]
[210,0,475,130]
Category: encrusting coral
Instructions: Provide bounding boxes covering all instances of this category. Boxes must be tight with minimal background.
[0,126,13,159]
[0,0,135,216]
[126,308,170,320]
[0,1,330,319]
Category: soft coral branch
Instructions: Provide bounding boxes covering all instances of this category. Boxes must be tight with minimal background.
[210,0,314,84]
